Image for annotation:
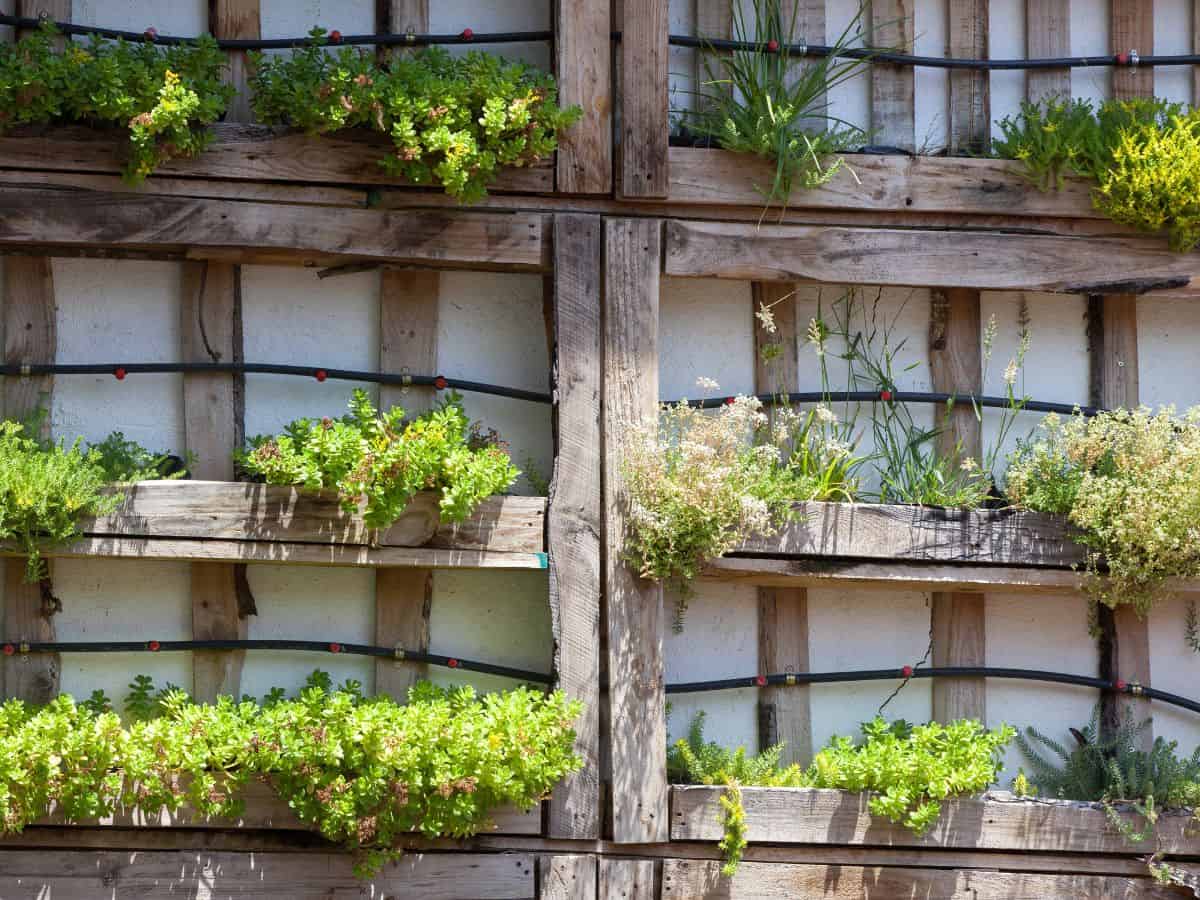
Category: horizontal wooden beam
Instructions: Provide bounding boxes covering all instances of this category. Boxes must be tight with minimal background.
[670,786,1200,856]
[0,188,550,271]
[0,124,552,194]
[664,220,1200,292]
[82,482,544,554]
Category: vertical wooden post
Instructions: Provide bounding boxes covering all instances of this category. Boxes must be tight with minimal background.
[693,0,732,114]
[1025,0,1070,101]
[1112,0,1153,100]
[598,859,656,900]
[547,215,603,839]
[210,0,260,123]
[1194,0,1200,105]
[870,0,915,152]
[603,218,667,843]
[619,0,669,198]
[556,0,612,193]
[929,288,986,724]
[539,855,598,900]
[17,0,68,42]
[1,256,58,704]
[948,0,988,155]
[752,283,811,765]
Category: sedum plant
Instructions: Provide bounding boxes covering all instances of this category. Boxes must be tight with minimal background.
[0,672,582,878]
[0,24,231,182]
[239,389,519,529]
[1005,406,1200,615]
[249,31,580,202]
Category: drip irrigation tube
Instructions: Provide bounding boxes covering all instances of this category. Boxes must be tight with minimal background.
[677,390,1100,417]
[0,363,551,405]
[1,639,552,684]
[666,665,1200,717]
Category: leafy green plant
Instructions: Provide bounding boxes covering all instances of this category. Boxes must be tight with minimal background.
[250,31,580,202]
[0,674,581,878]
[0,24,231,182]
[994,97,1200,251]
[239,389,519,529]
[669,712,1014,875]
[683,0,873,218]
[86,432,189,482]
[1006,406,1200,615]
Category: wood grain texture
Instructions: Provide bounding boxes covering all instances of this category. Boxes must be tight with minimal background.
[694,0,733,115]
[870,0,915,151]
[377,266,439,700]
[603,219,667,843]
[619,0,669,197]
[948,0,988,154]
[1195,0,1200,108]
[16,0,68,42]
[1112,0,1153,100]
[663,219,1200,293]
[191,562,245,703]
[0,850,536,900]
[931,592,986,723]
[660,858,1180,899]
[0,188,550,271]
[209,0,260,123]
[670,786,1200,855]
[547,215,602,839]
[0,123,554,193]
[599,859,656,900]
[538,854,597,900]
[556,0,612,193]
[1026,0,1070,101]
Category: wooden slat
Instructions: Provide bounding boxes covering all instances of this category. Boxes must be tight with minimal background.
[1026,0,1070,101]
[663,219,1200,293]
[556,0,612,193]
[694,0,732,113]
[538,854,597,900]
[16,0,68,42]
[376,266,439,701]
[931,592,986,721]
[599,859,656,900]
[1195,0,1200,106]
[752,282,811,765]
[619,0,669,197]
[0,124,554,194]
[0,850,536,900]
[1112,0,1154,100]
[870,0,915,151]
[669,786,1200,855]
[0,189,550,271]
[603,219,667,843]
[547,216,602,839]
[210,0,260,124]
[660,858,1179,899]
[948,0,989,154]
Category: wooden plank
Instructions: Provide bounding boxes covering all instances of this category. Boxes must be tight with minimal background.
[377,0,428,61]
[752,282,811,766]
[16,0,67,42]
[619,0,669,197]
[603,219,667,843]
[0,850,536,900]
[210,0,259,124]
[870,0,915,151]
[669,786,1200,855]
[0,189,550,271]
[376,266,439,701]
[1112,0,1154,100]
[1195,0,1200,107]
[693,0,732,115]
[1026,0,1070,101]
[660,858,1179,899]
[931,592,987,721]
[662,219,1200,293]
[556,0,612,193]
[948,0,989,154]
[539,854,597,900]
[190,562,244,702]
[0,124,554,194]
[599,859,656,900]
[547,215,603,839]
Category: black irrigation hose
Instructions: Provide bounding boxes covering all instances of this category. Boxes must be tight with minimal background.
[0,363,551,405]
[666,665,1200,717]
[678,390,1101,417]
[1,639,552,684]
[0,15,550,48]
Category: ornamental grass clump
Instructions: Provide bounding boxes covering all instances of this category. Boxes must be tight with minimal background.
[0,24,231,182]
[249,31,581,202]
[1005,406,1200,615]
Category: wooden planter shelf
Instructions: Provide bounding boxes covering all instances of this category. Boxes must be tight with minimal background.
[1,481,548,570]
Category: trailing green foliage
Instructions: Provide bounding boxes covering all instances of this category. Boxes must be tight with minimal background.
[994,97,1200,251]
[0,24,231,182]
[85,432,189,482]
[683,0,872,218]
[1006,406,1200,615]
[250,31,579,202]
[0,672,581,877]
[668,712,1014,875]
[239,389,519,529]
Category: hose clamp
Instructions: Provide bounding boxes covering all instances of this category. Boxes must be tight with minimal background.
[18,641,29,654]
[1130,680,1144,696]
[785,673,796,686]
[1129,49,1140,67]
